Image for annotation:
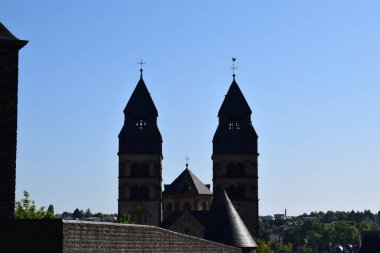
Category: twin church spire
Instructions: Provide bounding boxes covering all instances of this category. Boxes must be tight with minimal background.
[118,58,258,237]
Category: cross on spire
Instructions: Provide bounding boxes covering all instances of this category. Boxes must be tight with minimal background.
[230,57,237,79]
[185,156,190,169]
[138,59,145,79]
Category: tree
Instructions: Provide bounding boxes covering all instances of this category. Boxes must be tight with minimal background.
[15,191,57,219]
[256,238,273,253]
[94,212,105,221]
[85,208,92,218]
[331,222,359,245]
[272,241,293,253]
[48,204,54,214]
[118,213,132,224]
[73,208,84,220]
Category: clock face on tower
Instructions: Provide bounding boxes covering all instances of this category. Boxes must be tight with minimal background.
[134,202,145,213]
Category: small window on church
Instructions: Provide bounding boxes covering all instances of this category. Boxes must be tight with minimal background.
[135,117,147,129]
[228,116,241,130]
[202,202,207,210]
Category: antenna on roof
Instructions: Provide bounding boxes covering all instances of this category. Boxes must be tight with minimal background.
[230,57,237,79]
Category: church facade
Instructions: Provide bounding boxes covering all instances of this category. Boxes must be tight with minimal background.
[118,64,259,238]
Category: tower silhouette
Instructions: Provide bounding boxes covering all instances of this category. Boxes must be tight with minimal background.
[0,23,27,220]
[212,74,259,237]
[118,68,163,226]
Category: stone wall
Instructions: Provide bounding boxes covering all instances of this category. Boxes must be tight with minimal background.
[0,219,242,253]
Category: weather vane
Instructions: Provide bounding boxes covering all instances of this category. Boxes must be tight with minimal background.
[185,156,190,169]
[230,57,237,78]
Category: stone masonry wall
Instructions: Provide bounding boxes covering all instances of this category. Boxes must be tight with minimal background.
[0,219,241,253]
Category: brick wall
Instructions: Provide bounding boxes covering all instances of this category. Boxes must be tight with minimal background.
[0,219,242,253]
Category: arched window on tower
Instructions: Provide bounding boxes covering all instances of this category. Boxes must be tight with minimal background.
[135,116,147,129]
[228,116,241,130]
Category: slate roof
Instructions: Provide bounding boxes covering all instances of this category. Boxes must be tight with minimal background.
[162,168,212,195]
[218,79,252,117]
[0,23,28,48]
[160,211,210,229]
[123,75,158,116]
[204,189,257,249]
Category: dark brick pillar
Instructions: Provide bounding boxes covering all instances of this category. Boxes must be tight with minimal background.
[0,23,27,220]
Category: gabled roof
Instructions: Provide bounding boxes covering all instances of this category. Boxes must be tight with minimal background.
[163,168,212,195]
[0,22,28,48]
[123,76,158,116]
[204,190,257,249]
[218,79,252,117]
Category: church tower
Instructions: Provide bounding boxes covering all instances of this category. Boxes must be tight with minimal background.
[0,23,27,220]
[212,60,259,237]
[118,65,163,226]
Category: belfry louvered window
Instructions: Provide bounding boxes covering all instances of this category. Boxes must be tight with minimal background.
[228,116,241,130]
[135,117,147,129]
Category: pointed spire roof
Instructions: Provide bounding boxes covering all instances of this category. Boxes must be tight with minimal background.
[0,22,28,48]
[123,75,158,116]
[218,79,252,117]
[204,190,257,249]
[163,168,212,195]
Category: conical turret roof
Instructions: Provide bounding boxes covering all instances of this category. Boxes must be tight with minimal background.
[204,190,257,249]
[123,76,158,116]
[218,79,252,117]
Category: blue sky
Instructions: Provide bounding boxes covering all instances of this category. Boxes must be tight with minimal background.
[1,1,380,215]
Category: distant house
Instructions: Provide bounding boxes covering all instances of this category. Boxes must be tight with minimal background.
[274,214,286,220]
[269,231,284,243]
[85,217,102,222]
[260,215,275,221]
